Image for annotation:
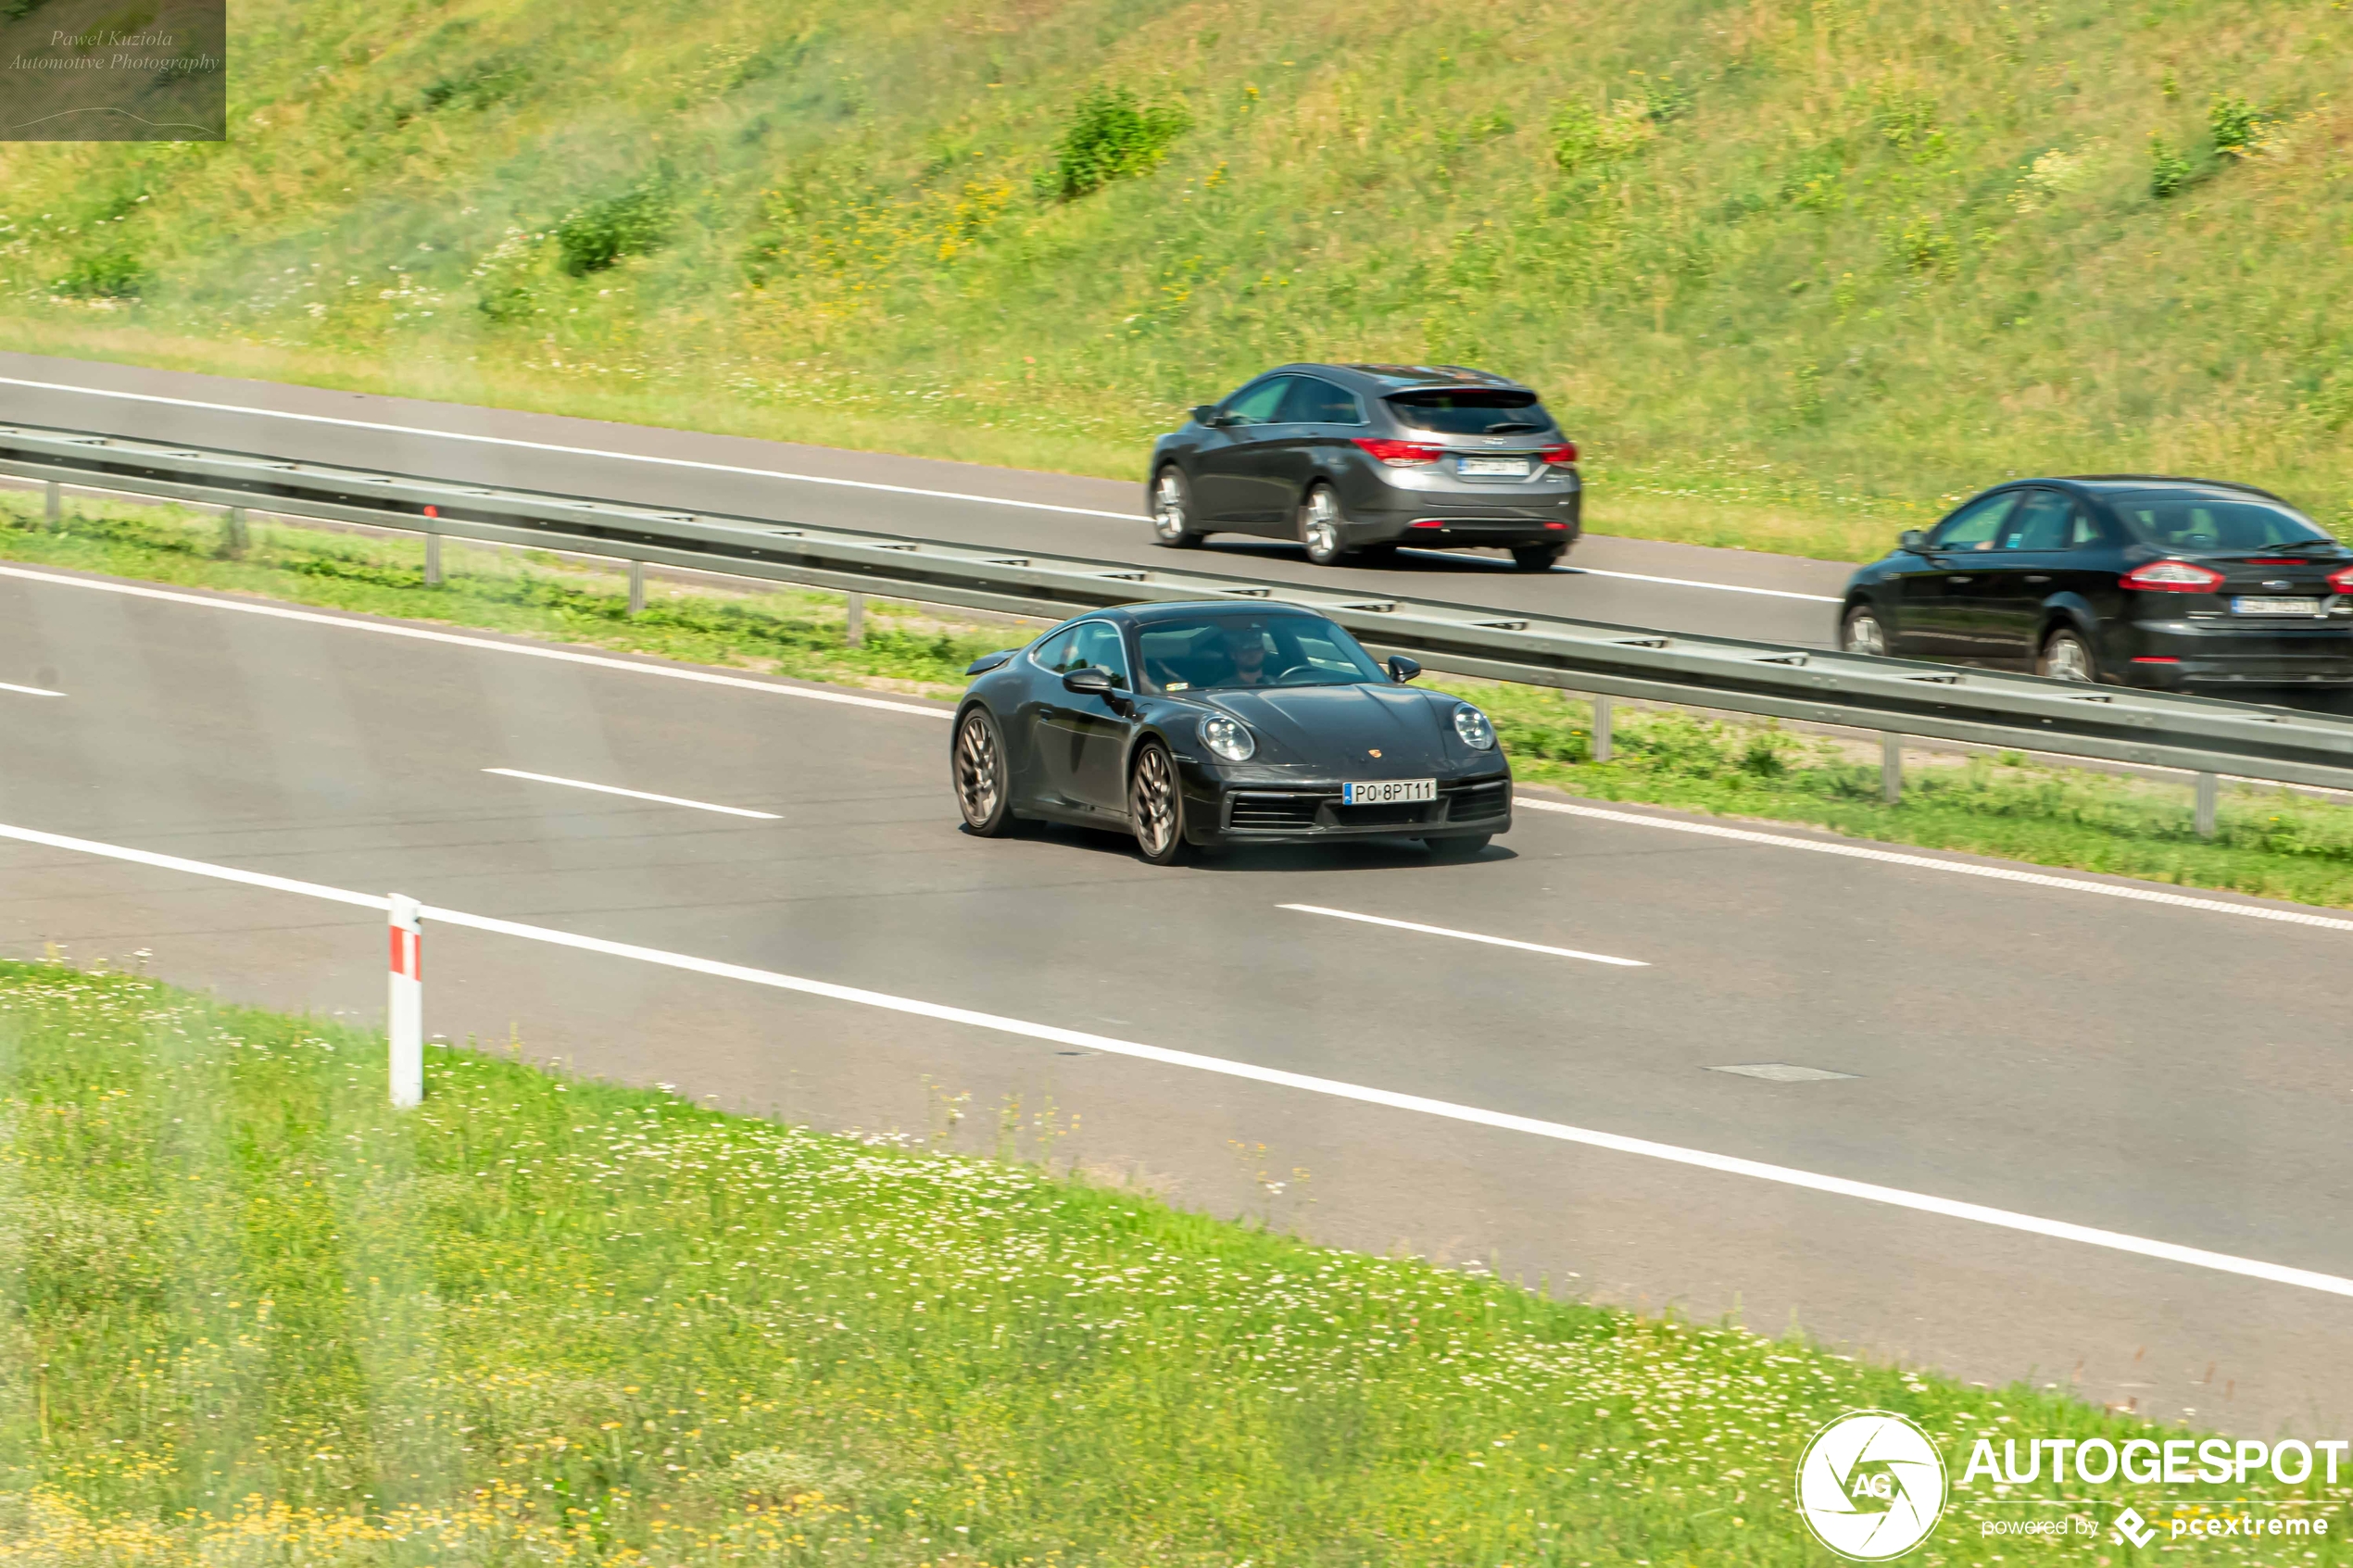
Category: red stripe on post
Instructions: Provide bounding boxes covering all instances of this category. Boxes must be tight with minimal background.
[388,927,421,979]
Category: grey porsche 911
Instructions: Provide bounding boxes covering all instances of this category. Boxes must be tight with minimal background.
[950,601,1512,864]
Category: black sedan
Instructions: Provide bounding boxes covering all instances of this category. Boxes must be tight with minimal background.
[1146,363,1580,571]
[1837,476,2353,688]
[950,601,1512,863]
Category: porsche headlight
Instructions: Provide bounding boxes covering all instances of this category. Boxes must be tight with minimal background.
[1453,704,1496,751]
[1199,713,1255,762]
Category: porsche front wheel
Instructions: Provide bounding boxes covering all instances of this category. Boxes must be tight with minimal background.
[953,708,1015,835]
[1128,741,1188,865]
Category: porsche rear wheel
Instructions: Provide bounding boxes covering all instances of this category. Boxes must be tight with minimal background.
[953,708,1015,835]
[1128,741,1188,864]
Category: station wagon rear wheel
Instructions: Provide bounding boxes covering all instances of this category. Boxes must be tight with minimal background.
[1300,484,1350,567]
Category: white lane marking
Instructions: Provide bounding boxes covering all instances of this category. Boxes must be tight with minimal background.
[484,767,780,820]
[1396,548,1844,604]
[1517,797,2353,933]
[0,375,1142,523]
[6,817,2351,1301]
[0,680,63,696]
[1562,565,1843,604]
[0,564,953,720]
[1280,902,1645,967]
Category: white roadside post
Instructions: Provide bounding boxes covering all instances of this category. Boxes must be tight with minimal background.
[388,893,423,1109]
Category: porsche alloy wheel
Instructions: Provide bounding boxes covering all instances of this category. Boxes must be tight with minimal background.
[1152,468,1203,547]
[1128,741,1186,864]
[953,708,1014,834]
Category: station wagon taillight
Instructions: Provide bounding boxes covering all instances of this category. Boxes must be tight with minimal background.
[1538,442,1579,466]
[2330,566,2353,595]
[1352,438,1445,466]
[2121,559,2226,593]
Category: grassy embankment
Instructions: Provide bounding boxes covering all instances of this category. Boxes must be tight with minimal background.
[6,2,2353,559]
[11,488,2353,910]
[4,960,2347,1566]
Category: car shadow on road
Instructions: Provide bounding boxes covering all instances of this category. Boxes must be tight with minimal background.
[1194,541,1530,575]
[991,820,1518,872]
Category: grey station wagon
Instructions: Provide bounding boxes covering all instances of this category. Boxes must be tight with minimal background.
[1146,363,1581,571]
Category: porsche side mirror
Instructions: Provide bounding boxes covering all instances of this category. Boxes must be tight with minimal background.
[1062,667,1115,696]
[1387,655,1421,684]
[1898,529,1929,553]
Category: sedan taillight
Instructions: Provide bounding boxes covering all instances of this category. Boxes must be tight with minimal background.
[2120,558,2226,593]
[2328,566,2353,596]
[1538,442,1579,466]
[1352,437,1445,466]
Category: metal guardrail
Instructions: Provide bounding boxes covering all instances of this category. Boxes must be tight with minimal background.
[10,421,2353,806]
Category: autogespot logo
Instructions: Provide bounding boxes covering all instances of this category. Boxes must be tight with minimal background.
[1795,1411,1950,1561]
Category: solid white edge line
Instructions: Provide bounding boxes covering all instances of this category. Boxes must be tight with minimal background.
[0,680,64,696]
[1279,902,1646,967]
[4,375,1858,605]
[0,563,953,720]
[484,768,781,820]
[3,816,2349,1300]
[1560,564,1844,604]
[0,374,1144,523]
[1516,797,2353,934]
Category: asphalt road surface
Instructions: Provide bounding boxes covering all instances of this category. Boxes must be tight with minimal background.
[3,557,2348,1436]
[0,351,1854,647]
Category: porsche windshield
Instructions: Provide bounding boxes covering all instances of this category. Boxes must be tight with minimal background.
[1136,614,1389,694]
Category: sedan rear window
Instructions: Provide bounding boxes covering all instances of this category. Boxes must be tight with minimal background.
[1385,390,1554,436]
[1136,614,1388,694]
[2115,493,2334,552]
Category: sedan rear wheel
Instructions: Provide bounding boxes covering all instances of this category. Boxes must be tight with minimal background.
[952,708,1015,835]
[1128,741,1188,864]
[1300,484,1351,567]
[1841,605,1888,657]
[2039,627,2098,683]
[1151,467,1203,548]
[1511,544,1565,572]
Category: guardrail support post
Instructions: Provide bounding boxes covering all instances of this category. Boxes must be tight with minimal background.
[1881,734,1904,804]
[219,506,249,559]
[845,591,865,648]
[628,559,647,616]
[388,894,422,1110]
[1589,695,1613,763]
[44,481,61,529]
[423,533,443,586]
[2195,771,2220,839]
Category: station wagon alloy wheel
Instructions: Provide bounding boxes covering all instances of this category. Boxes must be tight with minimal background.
[1302,485,1346,567]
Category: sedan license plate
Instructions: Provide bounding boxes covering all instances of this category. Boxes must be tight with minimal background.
[1457,456,1530,477]
[2232,596,2325,616]
[1343,778,1437,806]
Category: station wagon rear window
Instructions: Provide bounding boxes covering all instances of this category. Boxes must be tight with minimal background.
[1385,390,1554,436]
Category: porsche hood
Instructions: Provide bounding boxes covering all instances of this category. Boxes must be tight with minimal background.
[1191,684,1469,771]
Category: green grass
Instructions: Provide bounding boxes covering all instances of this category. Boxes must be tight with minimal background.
[18,486,2353,911]
[3,960,2346,1565]
[5,1,2353,558]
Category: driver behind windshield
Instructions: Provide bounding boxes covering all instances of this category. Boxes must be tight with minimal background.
[1225,627,1272,687]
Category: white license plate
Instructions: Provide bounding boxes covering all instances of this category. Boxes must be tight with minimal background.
[1343,778,1437,805]
[2232,596,2325,616]
[1457,456,1529,477]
